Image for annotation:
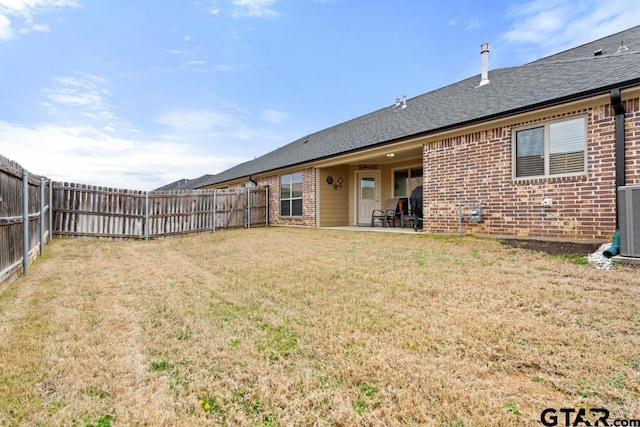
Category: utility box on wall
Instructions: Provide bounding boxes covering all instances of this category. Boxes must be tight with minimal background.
[470,205,483,223]
[618,185,640,257]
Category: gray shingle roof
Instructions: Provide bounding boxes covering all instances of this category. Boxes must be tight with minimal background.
[155,178,192,191]
[180,174,216,190]
[192,25,640,188]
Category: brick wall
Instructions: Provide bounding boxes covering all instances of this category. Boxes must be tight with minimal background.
[256,167,316,227]
[423,98,640,242]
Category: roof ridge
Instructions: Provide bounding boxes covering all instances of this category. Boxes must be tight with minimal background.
[523,49,640,66]
[527,24,640,65]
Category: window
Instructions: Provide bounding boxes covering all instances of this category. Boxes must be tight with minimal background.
[393,166,423,213]
[393,167,423,198]
[280,173,302,216]
[514,117,586,178]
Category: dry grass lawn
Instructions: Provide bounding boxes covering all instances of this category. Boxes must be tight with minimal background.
[0,227,639,426]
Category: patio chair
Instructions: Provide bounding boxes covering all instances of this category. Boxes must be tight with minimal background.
[371,198,399,227]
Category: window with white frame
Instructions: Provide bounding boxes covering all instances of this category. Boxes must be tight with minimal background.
[514,116,586,178]
[393,167,423,198]
[393,166,423,213]
[280,173,303,216]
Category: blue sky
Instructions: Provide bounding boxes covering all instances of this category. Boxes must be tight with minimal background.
[1,0,639,190]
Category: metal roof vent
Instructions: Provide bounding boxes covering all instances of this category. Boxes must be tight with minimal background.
[616,41,629,54]
[392,95,407,110]
[478,43,490,87]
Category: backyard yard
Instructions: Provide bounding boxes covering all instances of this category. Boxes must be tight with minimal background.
[0,227,638,426]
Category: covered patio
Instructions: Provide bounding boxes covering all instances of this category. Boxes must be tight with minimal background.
[314,144,424,228]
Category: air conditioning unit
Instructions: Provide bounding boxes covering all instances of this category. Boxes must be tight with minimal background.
[618,185,640,257]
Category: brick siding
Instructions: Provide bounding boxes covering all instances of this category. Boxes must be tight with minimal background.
[255,167,317,227]
[423,98,640,242]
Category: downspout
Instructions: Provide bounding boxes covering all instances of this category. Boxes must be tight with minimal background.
[248,175,258,186]
[603,88,626,258]
[611,88,626,201]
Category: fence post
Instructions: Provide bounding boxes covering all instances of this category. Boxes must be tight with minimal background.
[49,180,53,242]
[212,190,216,233]
[40,177,45,255]
[265,186,269,227]
[144,191,150,240]
[22,169,29,276]
[247,186,251,229]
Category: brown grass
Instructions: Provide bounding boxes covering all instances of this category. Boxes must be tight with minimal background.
[0,227,639,426]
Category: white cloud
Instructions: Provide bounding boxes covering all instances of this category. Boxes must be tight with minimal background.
[0,0,80,13]
[463,17,482,30]
[448,16,482,30]
[19,22,49,34]
[261,109,289,124]
[0,121,244,190]
[231,0,279,18]
[43,74,117,120]
[155,109,245,134]
[502,0,640,59]
[161,58,249,73]
[0,12,10,38]
[154,107,290,148]
[0,0,78,40]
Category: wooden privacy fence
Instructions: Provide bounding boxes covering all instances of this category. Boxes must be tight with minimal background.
[1,156,268,286]
[52,183,269,239]
[0,155,52,285]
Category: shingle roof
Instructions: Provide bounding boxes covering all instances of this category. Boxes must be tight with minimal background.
[179,174,216,190]
[192,25,640,188]
[155,178,193,191]
[531,25,640,64]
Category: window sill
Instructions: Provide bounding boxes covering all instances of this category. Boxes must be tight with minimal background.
[512,174,587,185]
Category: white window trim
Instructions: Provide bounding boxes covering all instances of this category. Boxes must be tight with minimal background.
[391,164,424,199]
[512,115,587,180]
[280,172,303,217]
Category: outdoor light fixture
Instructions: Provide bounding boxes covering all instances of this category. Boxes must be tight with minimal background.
[327,177,344,190]
[386,153,395,158]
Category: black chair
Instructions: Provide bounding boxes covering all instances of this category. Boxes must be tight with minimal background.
[371,198,399,227]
